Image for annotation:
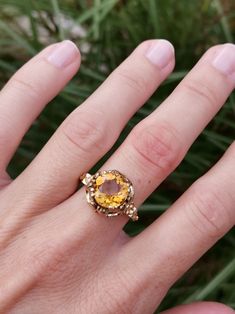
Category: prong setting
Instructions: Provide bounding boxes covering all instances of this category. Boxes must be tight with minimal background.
[80,170,138,221]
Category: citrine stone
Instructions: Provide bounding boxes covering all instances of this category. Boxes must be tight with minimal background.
[94,172,129,209]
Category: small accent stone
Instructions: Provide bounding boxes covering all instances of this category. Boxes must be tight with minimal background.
[81,173,92,185]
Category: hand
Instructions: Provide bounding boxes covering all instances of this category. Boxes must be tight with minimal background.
[0,39,234,314]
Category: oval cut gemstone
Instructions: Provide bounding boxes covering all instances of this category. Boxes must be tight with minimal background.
[99,179,121,194]
[94,172,129,209]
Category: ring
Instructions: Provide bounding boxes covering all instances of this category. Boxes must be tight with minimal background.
[80,170,139,221]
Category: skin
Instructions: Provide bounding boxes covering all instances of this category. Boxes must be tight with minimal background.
[0,39,234,313]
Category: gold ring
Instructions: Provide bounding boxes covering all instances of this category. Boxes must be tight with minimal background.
[80,170,138,221]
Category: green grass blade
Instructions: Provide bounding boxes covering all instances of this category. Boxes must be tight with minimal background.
[214,0,234,42]
[184,257,235,302]
[0,20,36,55]
[50,0,65,40]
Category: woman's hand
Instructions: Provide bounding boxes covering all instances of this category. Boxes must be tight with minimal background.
[0,39,234,314]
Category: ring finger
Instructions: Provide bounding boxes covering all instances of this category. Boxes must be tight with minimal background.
[54,43,235,235]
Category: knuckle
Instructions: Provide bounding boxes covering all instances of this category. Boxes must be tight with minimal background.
[181,78,218,107]
[101,268,137,314]
[7,75,41,101]
[105,260,162,314]
[115,67,149,94]
[186,181,231,239]
[61,109,110,156]
[30,240,71,277]
[130,121,183,174]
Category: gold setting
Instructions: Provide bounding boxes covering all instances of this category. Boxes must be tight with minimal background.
[80,170,138,221]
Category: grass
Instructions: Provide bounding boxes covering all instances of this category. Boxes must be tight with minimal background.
[0,0,234,311]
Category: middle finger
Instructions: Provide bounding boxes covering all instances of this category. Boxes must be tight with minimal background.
[10,39,175,210]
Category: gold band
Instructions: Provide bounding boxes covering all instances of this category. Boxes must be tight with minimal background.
[80,170,138,221]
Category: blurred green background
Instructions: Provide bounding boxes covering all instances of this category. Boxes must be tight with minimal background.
[0,0,234,312]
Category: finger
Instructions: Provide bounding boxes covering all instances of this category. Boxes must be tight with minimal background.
[100,43,235,209]
[61,43,235,237]
[40,44,235,247]
[161,302,234,314]
[11,40,175,209]
[0,40,80,172]
[51,43,235,310]
[122,141,235,302]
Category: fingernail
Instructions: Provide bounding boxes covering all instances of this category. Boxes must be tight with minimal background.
[145,39,174,69]
[46,40,79,68]
[212,43,235,80]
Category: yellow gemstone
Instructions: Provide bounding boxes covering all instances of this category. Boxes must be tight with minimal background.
[94,172,129,209]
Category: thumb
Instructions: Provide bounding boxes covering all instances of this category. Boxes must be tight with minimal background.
[161,302,234,314]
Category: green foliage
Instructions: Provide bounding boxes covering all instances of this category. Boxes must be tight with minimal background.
[0,0,234,311]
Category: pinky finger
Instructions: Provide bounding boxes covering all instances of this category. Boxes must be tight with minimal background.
[119,141,235,309]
